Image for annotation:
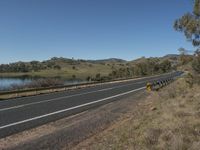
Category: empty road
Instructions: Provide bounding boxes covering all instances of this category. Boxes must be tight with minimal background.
[0,71,183,138]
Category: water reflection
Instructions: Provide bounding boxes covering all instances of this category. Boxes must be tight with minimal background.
[0,77,85,91]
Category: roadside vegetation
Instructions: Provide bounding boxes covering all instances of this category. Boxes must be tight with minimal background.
[9,78,65,91]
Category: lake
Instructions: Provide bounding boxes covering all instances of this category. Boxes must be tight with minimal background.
[0,77,32,90]
[0,77,85,91]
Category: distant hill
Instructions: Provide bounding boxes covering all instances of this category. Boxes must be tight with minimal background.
[0,57,128,79]
[161,54,179,66]
[0,55,181,79]
[162,54,179,59]
[89,58,127,63]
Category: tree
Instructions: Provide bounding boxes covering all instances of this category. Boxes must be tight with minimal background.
[174,0,200,73]
[174,0,200,47]
[95,73,101,81]
[72,66,76,70]
[72,74,76,79]
[178,48,193,65]
[160,60,172,73]
[54,65,61,70]
[178,47,187,55]
[86,76,91,81]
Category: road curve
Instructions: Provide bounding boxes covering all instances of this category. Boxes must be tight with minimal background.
[0,71,183,138]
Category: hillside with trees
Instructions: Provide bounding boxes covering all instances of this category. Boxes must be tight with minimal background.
[0,56,176,81]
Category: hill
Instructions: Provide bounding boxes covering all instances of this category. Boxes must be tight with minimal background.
[0,55,180,80]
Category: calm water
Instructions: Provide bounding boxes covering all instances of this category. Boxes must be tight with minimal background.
[0,77,84,91]
[0,78,32,90]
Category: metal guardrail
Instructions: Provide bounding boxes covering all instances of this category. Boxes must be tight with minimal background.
[146,78,174,91]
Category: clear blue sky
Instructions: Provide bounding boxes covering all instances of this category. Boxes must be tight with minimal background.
[0,0,194,64]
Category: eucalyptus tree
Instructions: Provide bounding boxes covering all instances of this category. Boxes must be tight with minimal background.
[174,0,200,47]
[174,0,200,72]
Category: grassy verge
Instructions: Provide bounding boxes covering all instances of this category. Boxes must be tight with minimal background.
[74,75,200,150]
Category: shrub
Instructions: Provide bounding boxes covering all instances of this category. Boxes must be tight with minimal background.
[86,76,91,81]
[72,75,76,79]
[95,73,101,81]
[192,56,200,73]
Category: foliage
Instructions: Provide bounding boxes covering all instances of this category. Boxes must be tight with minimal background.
[95,73,101,81]
[178,48,193,65]
[175,1,200,73]
[86,76,92,81]
[160,60,172,73]
[174,0,200,46]
[0,60,61,73]
[174,0,200,47]
[72,74,76,79]
[109,58,172,79]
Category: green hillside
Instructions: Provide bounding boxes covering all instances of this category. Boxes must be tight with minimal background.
[0,56,178,80]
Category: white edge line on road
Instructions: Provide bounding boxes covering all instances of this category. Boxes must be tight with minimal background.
[0,82,144,112]
[0,86,145,130]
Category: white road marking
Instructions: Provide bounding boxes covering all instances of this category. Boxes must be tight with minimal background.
[95,87,114,92]
[0,86,145,130]
[0,82,141,112]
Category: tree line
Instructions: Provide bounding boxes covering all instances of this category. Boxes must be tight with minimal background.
[90,58,173,82]
[0,60,62,73]
[109,59,172,78]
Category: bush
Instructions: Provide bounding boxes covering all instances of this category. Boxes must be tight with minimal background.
[72,75,76,79]
[86,76,91,81]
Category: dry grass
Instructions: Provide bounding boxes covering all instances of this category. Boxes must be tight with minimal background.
[74,76,200,150]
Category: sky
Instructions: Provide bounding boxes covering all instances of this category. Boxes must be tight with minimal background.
[0,0,195,64]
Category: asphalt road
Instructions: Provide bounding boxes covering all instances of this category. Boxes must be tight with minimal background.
[0,71,183,138]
